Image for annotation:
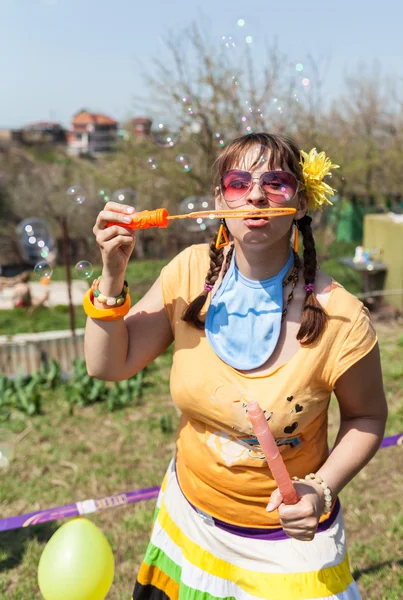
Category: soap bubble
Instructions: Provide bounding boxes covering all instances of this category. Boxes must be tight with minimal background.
[214,132,225,147]
[75,260,93,280]
[146,157,158,170]
[66,185,85,205]
[245,36,253,44]
[302,78,310,87]
[34,261,53,279]
[221,35,236,49]
[178,196,215,232]
[112,188,136,204]
[237,19,245,27]
[295,63,304,72]
[152,123,180,148]
[98,189,111,203]
[16,218,56,265]
[175,154,192,173]
[182,96,195,116]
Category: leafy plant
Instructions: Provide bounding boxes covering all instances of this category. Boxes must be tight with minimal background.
[0,370,42,417]
[36,358,62,389]
[13,376,42,415]
[64,359,108,407]
[64,360,145,412]
[0,375,14,421]
[159,413,174,434]
[106,370,144,411]
[0,359,145,418]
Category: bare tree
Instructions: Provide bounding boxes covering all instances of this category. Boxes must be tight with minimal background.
[328,65,401,204]
[136,22,305,183]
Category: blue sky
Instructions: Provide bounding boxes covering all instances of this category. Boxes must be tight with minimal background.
[0,0,401,128]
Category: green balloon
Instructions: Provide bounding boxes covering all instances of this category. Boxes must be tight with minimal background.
[38,518,114,600]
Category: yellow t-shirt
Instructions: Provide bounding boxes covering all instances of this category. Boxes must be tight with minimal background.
[161,244,377,528]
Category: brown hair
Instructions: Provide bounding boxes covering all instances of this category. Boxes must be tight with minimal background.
[182,132,327,345]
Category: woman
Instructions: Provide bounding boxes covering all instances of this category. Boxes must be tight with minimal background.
[84,133,387,600]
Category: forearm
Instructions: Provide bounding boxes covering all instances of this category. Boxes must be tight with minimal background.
[84,272,130,381]
[85,317,129,381]
[316,415,387,497]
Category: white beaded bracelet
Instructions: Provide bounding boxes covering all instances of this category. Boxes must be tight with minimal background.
[292,473,333,515]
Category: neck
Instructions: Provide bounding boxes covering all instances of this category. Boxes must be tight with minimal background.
[232,239,291,281]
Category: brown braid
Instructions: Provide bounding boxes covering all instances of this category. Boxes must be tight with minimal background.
[296,215,328,344]
[222,243,234,279]
[182,227,227,329]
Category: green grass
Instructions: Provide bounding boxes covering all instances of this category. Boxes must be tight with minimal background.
[0,305,87,335]
[0,325,402,599]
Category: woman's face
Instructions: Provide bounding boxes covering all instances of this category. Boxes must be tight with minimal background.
[215,145,307,249]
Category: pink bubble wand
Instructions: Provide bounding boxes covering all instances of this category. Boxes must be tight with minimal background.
[247,400,298,505]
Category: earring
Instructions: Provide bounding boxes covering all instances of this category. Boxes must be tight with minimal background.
[293,221,299,254]
[215,218,229,249]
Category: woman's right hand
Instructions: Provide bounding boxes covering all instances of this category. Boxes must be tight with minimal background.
[93,201,136,279]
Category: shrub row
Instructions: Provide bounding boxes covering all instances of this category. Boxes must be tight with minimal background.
[0,359,144,420]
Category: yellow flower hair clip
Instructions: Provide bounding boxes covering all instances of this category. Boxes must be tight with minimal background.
[300,148,340,212]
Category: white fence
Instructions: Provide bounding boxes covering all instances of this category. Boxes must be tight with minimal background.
[0,330,85,376]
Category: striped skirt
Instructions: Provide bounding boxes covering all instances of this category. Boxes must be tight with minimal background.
[133,460,361,600]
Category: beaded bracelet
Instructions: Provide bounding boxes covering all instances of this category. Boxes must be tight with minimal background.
[292,473,333,515]
[83,288,131,321]
[91,277,129,307]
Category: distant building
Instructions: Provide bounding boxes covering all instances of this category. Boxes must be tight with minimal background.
[0,129,13,149]
[131,117,152,139]
[18,121,66,145]
[67,110,118,155]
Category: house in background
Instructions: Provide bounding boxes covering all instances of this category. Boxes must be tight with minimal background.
[131,117,152,139]
[18,122,66,145]
[0,123,66,150]
[67,110,118,156]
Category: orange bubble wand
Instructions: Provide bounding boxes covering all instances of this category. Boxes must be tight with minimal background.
[107,207,296,231]
[247,400,298,505]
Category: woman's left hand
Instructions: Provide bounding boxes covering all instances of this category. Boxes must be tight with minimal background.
[266,480,325,541]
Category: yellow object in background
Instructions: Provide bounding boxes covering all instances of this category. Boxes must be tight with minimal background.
[364,214,403,311]
[38,518,114,600]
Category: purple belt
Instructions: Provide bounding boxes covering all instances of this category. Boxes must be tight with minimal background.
[176,469,341,541]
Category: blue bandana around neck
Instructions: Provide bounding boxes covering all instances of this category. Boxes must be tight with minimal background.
[205,249,294,370]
